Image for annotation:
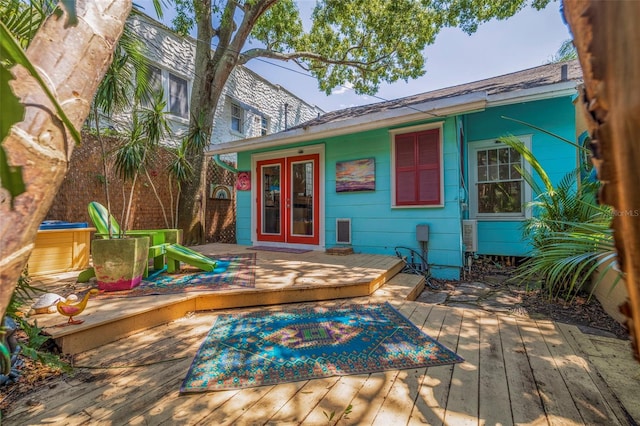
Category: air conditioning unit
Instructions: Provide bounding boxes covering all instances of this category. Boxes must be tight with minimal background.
[336,218,351,244]
[462,220,478,253]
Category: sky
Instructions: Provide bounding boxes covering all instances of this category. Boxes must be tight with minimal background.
[136,1,572,112]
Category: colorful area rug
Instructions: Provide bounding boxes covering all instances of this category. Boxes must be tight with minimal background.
[96,253,255,298]
[248,246,311,254]
[181,302,463,393]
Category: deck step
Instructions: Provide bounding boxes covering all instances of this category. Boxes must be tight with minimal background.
[37,256,406,355]
[373,272,425,301]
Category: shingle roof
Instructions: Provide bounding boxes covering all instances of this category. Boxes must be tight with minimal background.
[206,60,583,155]
[289,59,583,131]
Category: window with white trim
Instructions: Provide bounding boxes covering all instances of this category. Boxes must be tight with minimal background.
[231,103,243,133]
[146,65,162,101]
[391,124,443,207]
[141,65,189,119]
[253,115,269,137]
[168,73,188,118]
[469,136,531,218]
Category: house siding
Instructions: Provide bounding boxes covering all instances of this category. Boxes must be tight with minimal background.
[464,96,577,256]
[126,13,322,147]
[219,62,582,281]
[237,117,464,279]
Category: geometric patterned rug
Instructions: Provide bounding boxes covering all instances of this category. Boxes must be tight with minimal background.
[95,253,255,299]
[180,302,463,393]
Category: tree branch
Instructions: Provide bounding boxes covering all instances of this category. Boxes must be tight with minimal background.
[238,48,392,73]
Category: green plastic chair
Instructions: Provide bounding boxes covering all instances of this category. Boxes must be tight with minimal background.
[87,201,216,275]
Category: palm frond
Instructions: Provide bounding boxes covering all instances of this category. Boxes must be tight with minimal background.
[0,0,54,51]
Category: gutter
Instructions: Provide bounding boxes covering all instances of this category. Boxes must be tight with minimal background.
[486,81,578,107]
[213,155,238,173]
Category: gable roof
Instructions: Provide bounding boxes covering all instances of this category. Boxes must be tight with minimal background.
[206,60,583,155]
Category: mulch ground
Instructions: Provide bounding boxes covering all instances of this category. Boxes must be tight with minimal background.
[518,289,629,339]
[424,255,630,340]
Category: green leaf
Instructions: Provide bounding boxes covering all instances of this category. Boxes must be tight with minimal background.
[0,145,26,208]
[0,64,24,142]
[0,20,80,145]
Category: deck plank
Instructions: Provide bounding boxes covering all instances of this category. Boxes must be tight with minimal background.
[498,315,548,425]
[7,314,215,423]
[195,384,277,425]
[443,309,480,426]
[478,312,513,426]
[407,304,449,426]
[231,381,309,425]
[534,320,622,425]
[515,317,583,425]
[302,374,369,425]
[268,377,342,424]
[408,305,462,426]
[556,323,639,424]
[371,302,433,425]
[6,250,636,426]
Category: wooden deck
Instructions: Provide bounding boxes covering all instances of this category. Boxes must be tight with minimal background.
[29,244,406,354]
[8,294,637,425]
[15,243,639,425]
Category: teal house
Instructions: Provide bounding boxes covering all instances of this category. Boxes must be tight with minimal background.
[207,61,583,279]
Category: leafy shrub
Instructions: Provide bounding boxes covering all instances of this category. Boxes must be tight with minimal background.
[500,135,621,300]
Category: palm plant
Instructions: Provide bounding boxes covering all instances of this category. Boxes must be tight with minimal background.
[547,39,578,63]
[112,92,172,230]
[500,135,621,300]
[89,13,159,237]
[0,0,54,50]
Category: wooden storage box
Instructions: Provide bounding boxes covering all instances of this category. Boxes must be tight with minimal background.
[28,222,95,276]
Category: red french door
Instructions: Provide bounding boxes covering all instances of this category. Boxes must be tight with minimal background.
[256,154,320,245]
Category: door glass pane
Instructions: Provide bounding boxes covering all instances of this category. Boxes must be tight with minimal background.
[262,165,280,234]
[291,161,313,236]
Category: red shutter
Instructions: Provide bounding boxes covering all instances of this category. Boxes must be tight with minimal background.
[395,135,417,204]
[395,129,441,206]
[417,130,440,204]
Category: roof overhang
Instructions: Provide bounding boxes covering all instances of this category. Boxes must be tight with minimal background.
[487,81,578,107]
[205,81,578,156]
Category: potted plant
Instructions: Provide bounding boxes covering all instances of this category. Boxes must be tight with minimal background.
[87,23,169,291]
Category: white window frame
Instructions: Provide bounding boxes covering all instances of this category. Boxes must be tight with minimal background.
[468,135,532,220]
[168,72,189,119]
[389,121,445,209]
[231,103,244,134]
[143,64,190,122]
[253,115,269,137]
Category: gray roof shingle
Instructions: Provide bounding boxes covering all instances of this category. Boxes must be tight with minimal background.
[289,59,583,131]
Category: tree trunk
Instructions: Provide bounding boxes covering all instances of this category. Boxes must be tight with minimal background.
[563,0,640,361]
[177,0,213,245]
[178,0,242,245]
[0,0,131,317]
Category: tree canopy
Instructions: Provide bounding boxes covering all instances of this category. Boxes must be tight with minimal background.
[173,0,551,95]
[173,0,553,243]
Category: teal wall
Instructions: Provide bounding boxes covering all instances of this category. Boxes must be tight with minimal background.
[464,96,577,256]
[237,117,464,279]
[236,95,578,278]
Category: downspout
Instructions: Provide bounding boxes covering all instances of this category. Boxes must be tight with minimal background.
[213,154,239,173]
